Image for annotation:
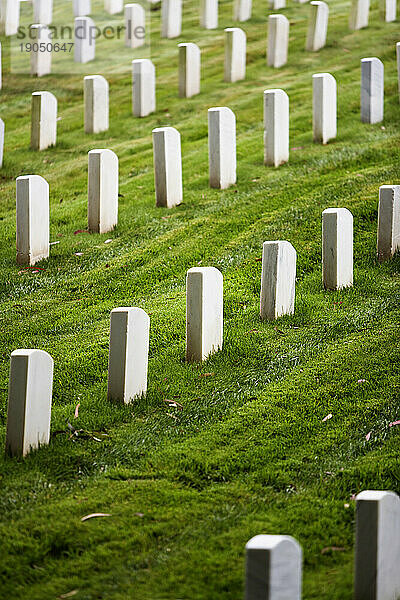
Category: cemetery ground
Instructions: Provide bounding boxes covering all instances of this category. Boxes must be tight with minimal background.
[0,0,400,598]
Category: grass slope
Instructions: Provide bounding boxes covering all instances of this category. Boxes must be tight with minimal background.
[0,0,399,598]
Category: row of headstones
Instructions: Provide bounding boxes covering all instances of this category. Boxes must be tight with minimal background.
[24,1,395,72]
[25,50,392,170]
[2,0,395,39]
[245,490,400,600]
[9,180,400,455]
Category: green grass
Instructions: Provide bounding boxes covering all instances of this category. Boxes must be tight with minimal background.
[0,0,399,598]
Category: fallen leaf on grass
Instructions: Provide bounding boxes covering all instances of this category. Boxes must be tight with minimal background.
[74,403,80,419]
[134,512,144,518]
[246,329,261,334]
[199,372,214,377]
[322,413,333,422]
[50,241,60,246]
[357,379,366,383]
[365,431,372,441]
[389,420,400,428]
[254,257,262,262]
[321,546,345,555]
[74,229,89,235]
[74,252,84,257]
[57,591,79,599]
[163,399,183,410]
[104,239,112,244]
[81,513,111,522]
[291,146,304,151]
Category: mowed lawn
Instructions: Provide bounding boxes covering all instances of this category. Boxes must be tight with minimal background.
[0,0,399,598]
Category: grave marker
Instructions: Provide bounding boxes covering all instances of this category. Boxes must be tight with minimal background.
[245,535,302,600]
[74,16,96,63]
[0,118,4,168]
[396,42,400,102]
[208,107,236,189]
[108,308,150,403]
[162,0,182,38]
[263,89,289,167]
[0,0,20,36]
[312,73,336,144]
[267,14,289,68]
[178,43,200,98]
[306,1,329,52]
[132,59,156,117]
[30,25,52,77]
[383,0,396,22]
[73,0,91,17]
[322,208,353,290]
[186,267,223,362]
[269,0,286,9]
[31,91,57,151]
[354,491,400,600]
[361,57,384,124]
[105,0,123,14]
[5,350,53,457]
[200,0,218,29]
[152,127,183,208]
[260,241,296,320]
[88,149,118,233]
[84,75,109,134]
[233,0,252,22]
[377,185,400,261]
[349,0,370,30]
[224,28,246,83]
[16,175,49,265]
[33,0,53,25]
[125,4,146,48]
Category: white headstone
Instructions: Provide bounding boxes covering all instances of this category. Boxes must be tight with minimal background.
[383,0,396,22]
[88,149,118,233]
[30,25,52,77]
[186,267,223,362]
[84,75,109,134]
[31,91,57,151]
[245,535,302,600]
[108,308,150,403]
[233,0,252,22]
[0,0,20,36]
[269,0,286,9]
[312,73,336,144]
[322,208,353,290]
[260,241,296,320]
[306,1,329,51]
[263,89,289,167]
[104,0,123,14]
[161,0,182,38]
[224,28,246,83]
[178,43,200,98]
[208,107,236,189]
[152,127,182,208]
[200,0,218,29]
[5,350,53,457]
[267,14,289,68]
[0,118,4,168]
[16,175,49,265]
[73,0,91,17]
[33,0,53,25]
[377,185,400,261]
[74,16,96,63]
[397,42,400,102]
[125,3,146,48]
[361,57,384,124]
[132,59,156,117]
[349,0,370,30]
[354,491,400,600]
